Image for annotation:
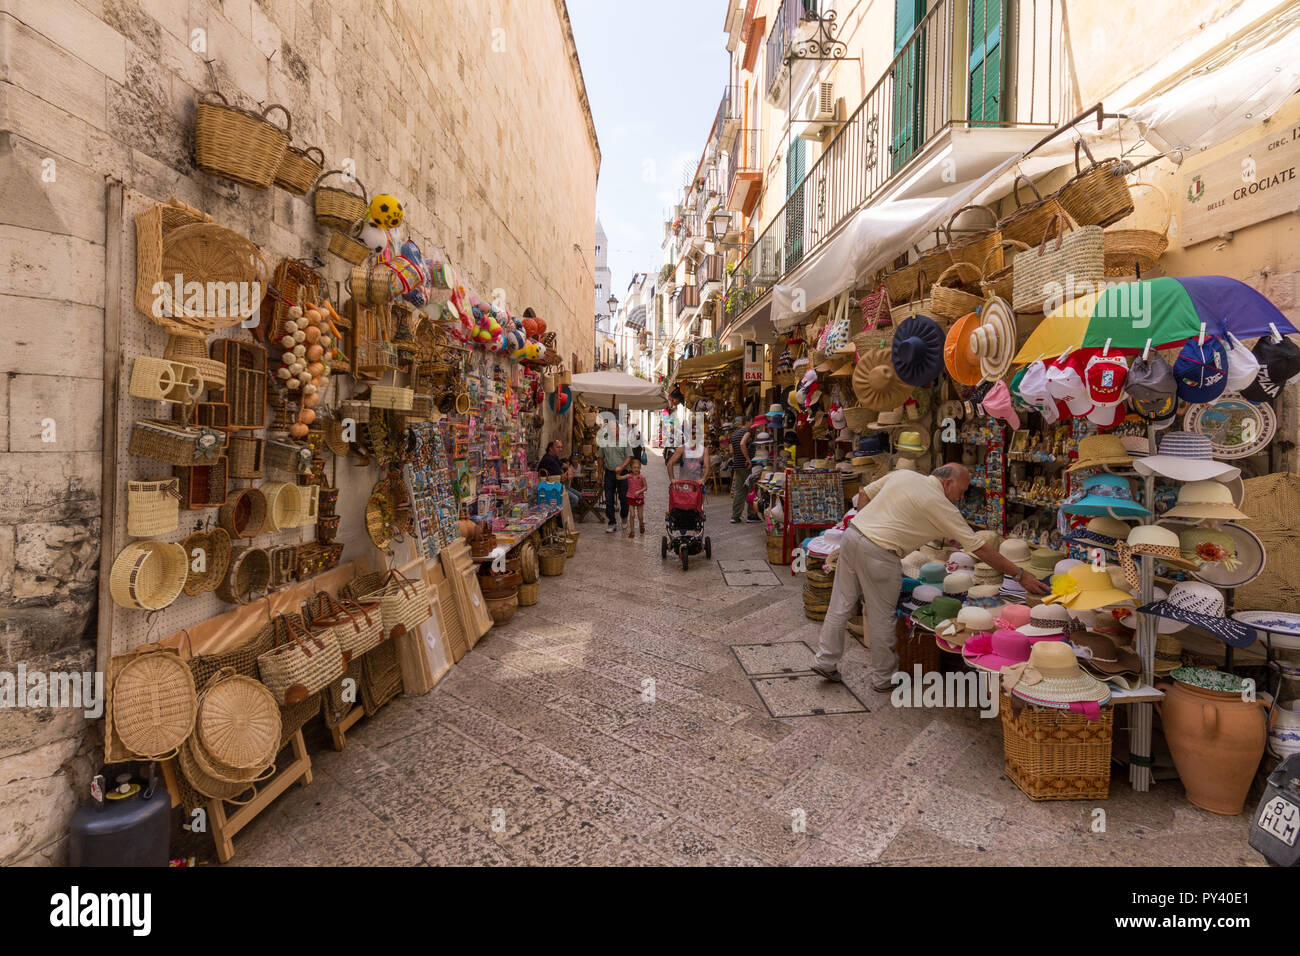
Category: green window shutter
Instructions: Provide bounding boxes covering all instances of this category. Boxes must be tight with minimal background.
[892,0,927,170]
[894,0,922,53]
[969,0,1003,125]
[785,137,805,198]
[785,138,806,269]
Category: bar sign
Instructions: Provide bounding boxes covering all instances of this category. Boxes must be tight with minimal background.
[743,341,763,381]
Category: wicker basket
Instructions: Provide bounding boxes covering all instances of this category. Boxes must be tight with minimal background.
[979,239,1031,302]
[487,593,518,626]
[159,223,268,329]
[218,487,267,539]
[268,544,297,589]
[1054,140,1134,229]
[471,533,498,559]
[943,204,1003,272]
[883,236,953,304]
[316,514,340,543]
[109,540,188,610]
[1000,693,1114,801]
[194,667,281,775]
[539,545,566,576]
[130,418,228,466]
[347,264,391,306]
[317,486,339,515]
[361,569,433,640]
[340,399,370,423]
[228,435,264,479]
[181,527,231,596]
[260,481,301,533]
[177,737,259,804]
[517,580,539,607]
[265,439,314,474]
[1102,182,1170,277]
[164,333,226,391]
[194,93,290,188]
[328,227,370,264]
[312,169,368,231]
[217,546,271,605]
[519,540,539,584]
[127,478,181,537]
[134,198,211,330]
[843,406,876,431]
[174,457,228,509]
[929,262,985,321]
[213,339,267,430]
[766,533,784,564]
[309,594,383,665]
[361,639,404,716]
[274,143,325,196]
[129,357,203,404]
[110,644,196,759]
[997,174,1070,248]
[898,620,942,678]
[370,385,414,410]
[293,484,320,527]
[564,531,580,559]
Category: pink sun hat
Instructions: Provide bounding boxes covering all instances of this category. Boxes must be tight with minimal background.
[996,604,1032,630]
[963,629,1034,672]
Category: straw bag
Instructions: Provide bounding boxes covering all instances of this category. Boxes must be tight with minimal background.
[308,592,384,664]
[943,204,1003,272]
[164,333,226,391]
[1011,215,1104,314]
[362,569,432,639]
[194,93,290,189]
[347,264,392,306]
[129,357,203,403]
[340,399,370,424]
[1054,140,1134,229]
[257,613,345,706]
[884,233,953,303]
[181,527,232,596]
[273,140,325,196]
[109,540,188,610]
[193,667,281,777]
[218,487,267,539]
[109,643,196,759]
[216,546,271,605]
[858,284,891,333]
[929,262,985,321]
[312,170,368,231]
[127,478,181,537]
[997,174,1069,247]
[265,439,314,474]
[979,239,1030,302]
[1103,182,1170,277]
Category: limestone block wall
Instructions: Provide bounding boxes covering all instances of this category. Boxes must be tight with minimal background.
[0,0,599,864]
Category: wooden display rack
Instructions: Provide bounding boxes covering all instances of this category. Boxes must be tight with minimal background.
[207,729,314,863]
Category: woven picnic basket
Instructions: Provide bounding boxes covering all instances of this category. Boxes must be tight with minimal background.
[216,546,270,605]
[265,439,314,474]
[273,140,325,196]
[164,333,226,391]
[997,174,1070,248]
[328,225,370,264]
[127,478,181,537]
[129,356,204,403]
[360,569,432,639]
[1102,181,1170,277]
[370,385,414,411]
[929,262,985,321]
[257,612,344,706]
[181,526,232,596]
[130,418,227,466]
[312,170,368,231]
[109,540,188,610]
[218,487,267,539]
[194,92,290,188]
[999,693,1114,801]
[109,643,196,759]
[1054,140,1134,229]
[193,667,281,778]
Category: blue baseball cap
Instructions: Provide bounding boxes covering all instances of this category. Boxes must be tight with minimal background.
[1172,335,1228,404]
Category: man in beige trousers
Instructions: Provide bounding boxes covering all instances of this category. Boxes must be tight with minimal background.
[811,464,1050,691]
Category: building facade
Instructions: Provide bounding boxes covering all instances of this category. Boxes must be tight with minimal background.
[0,0,599,865]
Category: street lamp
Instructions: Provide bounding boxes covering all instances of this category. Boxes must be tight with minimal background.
[711,209,731,241]
[607,295,620,368]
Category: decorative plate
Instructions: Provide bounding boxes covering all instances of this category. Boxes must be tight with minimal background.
[1170,666,1247,694]
[1189,522,1266,590]
[1183,392,1275,459]
[1231,610,1300,650]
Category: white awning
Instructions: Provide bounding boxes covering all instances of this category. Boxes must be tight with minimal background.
[569,370,668,410]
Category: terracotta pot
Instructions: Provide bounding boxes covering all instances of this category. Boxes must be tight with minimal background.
[1158,679,1268,815]
[486,593,518,626]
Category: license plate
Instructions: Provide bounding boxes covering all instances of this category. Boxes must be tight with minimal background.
[1257,795,1300,846]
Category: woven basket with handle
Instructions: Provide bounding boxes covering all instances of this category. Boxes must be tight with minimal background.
[311,593,384,664]
[997,174,1070,248]
[193,667,281,777]
[194,93,290,188]
[929,261,985,321]
[1011,214,1104,314]
[1102,181,1169,277]
[328,226,371,264]
[257,613,345,706]
[164,333,226,391]
[360,569,432,639]
[943,204,1003,272]
[979,239,1030,302]
[129,356,203,404]
[1054,140,1134,229]
[228,435,264,479]
[216,546,270,605]
[312,170,368,231]
[274,142,325,196]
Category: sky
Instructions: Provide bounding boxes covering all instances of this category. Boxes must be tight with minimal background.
[566,0,731,302]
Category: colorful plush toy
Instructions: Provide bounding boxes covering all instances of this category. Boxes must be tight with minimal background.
[367,194,404,229]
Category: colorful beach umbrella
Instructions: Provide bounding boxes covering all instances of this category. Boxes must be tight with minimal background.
[1013,276,1298,364]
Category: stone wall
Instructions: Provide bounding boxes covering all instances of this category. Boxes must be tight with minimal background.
[0,0,598,864]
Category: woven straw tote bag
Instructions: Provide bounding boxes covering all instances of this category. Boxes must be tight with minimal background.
[997,174,1070,248]
[1011,214,1104,314]
[257,613,344,706]
[361,568,432,639]
[307,592,384,664]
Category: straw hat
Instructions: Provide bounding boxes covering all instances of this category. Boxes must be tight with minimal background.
[967,584,1002,608]
[972,562,1003,586]
[1019,602,1073,637]
[868,408,908,429]
[934,606,996,652]
[1132,431,1241,483]
[1136,581,1256,648]
[1068,434,1133,472]
[943,312,983,386]
[1114,586,1183,634]
[1153,632,1184,674]
[1183,523,1265,589]
[893,456,919,471]
[1063,515,1133,551]
[1004,639,1112,706]
[963,629,1067,673]
[998,538,1033,568]
[996,604,1032,630]
[1042,565,1138,611]
[943,571,974,596]
[853,349,913,410]
[1164,480,1250,521]
[895,430,928,455]
[970,297,1017,382]
[1116,525,1201,588]
[1025,547,1065,578]
[945,551,976,573]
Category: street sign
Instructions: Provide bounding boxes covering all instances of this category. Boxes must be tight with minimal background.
[743,341,763,381]
[1180,119,1300,247]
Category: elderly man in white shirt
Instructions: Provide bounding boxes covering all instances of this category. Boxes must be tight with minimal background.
[811,463,1050,690]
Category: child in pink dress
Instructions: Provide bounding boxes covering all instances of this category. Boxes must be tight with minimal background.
[621,460,648,537]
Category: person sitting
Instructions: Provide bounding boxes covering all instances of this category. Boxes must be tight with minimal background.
[538,438,580,512]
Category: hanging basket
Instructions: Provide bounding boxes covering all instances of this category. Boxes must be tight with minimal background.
[260,481,301,533]
[979,239,1031,303]
[110,644,197,759]
[997,174,1070,248]
[265,439,314,474]
[194,93,290,189]
[1054,140,1135,229]
[181,527,232,596]
[347,264,392,306]
[312,169,368,231]
[228,435,264,479]
[1102,181,1170,277]
[328,226,371,264]
[109,540,188,611]
[158,223,269,330]
[218,487,267,539]
[929,262,986,321]
[1011,214,1104,314]
[217,546,271,605]
[129,357,203,404]
[370,385,414,410]
[943,204,1003,272]
[127,478,181,537]
[273,143,325,196]
[164,333,227,391]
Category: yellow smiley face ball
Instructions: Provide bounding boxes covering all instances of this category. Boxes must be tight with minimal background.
[367,194,404,229]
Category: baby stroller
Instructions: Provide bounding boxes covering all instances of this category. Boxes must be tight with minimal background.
[662,479,710,570]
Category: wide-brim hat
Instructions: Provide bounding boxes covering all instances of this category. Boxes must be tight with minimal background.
[963,628,1066,673]
[1063,477,1151,517]
[1137,581,1256,648]
[1185,522,1266,590]
[913,596,963,632]
[895,430,929,455]
[944,312,984,386]
[1043,565,1138,611]
[1132,431,1241,483]
[996,604,1032,630]
[1071,631,1141,677]
[853,348,914,410]
[997,538,1033,568]
[943,572,974,595]
[1005,639,1112,706]
[970,297,1016,382]
[891,315,946,386]
[1163,480,1250,521]
[850,454,890,482]
[1068,434,1133,473]
[868,408,908,429]
[1113,587,1184,634]
[1025,547,1066,577]
[1062,516,1133,551]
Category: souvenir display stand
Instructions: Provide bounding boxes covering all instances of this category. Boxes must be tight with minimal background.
[779,469,844,567]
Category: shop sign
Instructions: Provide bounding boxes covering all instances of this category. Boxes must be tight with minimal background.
[1180,119,1300,246]
[743,340,763,381]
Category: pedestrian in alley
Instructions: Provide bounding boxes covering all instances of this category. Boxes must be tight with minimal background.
[623,459,647,537]
[811,463,1050,690]
[538,438,580,512]
[600,431,633,534]
[727,415,755,523]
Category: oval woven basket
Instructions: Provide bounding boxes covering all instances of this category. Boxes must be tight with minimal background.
[273,143,325,196]
[217,547,271,605]
[195,667,281,774]
[260,481,301,533]
[109,540,188,610]
[997,174,1069,248]
[519,540,540,584]
[929,262,985,321]
[158,223,268,330]
[218,487,267,539]
[181,527,232,596]
[111,645,196,758]
[1102,181,1169,277]
[312,170,368,231]
[486,593,518,626]
[1054,141,1135,229]
[194,93,290,189]
[177,737,260,803]
[127,478,181,537]
[328,228,370,264]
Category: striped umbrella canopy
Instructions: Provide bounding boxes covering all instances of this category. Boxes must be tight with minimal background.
[1013,276,1297,364]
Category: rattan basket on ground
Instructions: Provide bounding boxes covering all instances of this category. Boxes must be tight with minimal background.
[194,667,281,776]
[487,593,518,626]
[127,478,181,537]
[194,93,290,189]
[312,170,368,231]
[109,540,188,610]
[517,580,540,607]
[999,693,1113,801]
[164,333,226,391]
[361,639,404,715]
[539,545,566,576]
[519,540,540,584]
[217,547,271,605]
[273,143,325,196]
[110,644,196,759]
[181,527,232,596]
[218,487,267,539]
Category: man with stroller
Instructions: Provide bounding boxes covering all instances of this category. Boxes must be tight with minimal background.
[810,464,1050,691]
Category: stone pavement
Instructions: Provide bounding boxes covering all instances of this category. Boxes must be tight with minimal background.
[230,452,1259,866]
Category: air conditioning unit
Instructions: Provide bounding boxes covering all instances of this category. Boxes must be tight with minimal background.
[798,82,837,140]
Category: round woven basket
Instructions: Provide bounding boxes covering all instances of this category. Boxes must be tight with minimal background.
[519,540,540,584]
[471,534,498,559]
[194,94,290,189]
[127,478,181,537]
[177,737,260,803]
[109,540,188,610]
[194,667,281,775]
[312,170,368,231]
[347,264,391,306]
[487,593,519,626]
[164,333,227,391]
[260,481,301,533]
[539,545,566,577]
[1102,182,1169,277]
[997,174,1069,247]
[517,580,539,606]
[111,646,196,758]
[273,143,325,196]
[181,527,232,596]
[1054,142,1134,229]
[480,571,522,597]
[218,487,267,539]
[216,547,270,605]
[159,223,268,330]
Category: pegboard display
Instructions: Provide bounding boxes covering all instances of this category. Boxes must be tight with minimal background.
[107,188,375,657]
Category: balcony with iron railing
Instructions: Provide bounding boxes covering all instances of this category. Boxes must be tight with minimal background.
[766,0,820,98]
[726,127,762,215]
[727,0,1061,329]
[715,84,742,144]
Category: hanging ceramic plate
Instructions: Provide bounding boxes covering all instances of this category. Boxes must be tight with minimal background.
[1183,391,1275,459]
[1231,610,1300,650]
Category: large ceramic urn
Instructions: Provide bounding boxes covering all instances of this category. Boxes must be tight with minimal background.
[1159,668,1268,815]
